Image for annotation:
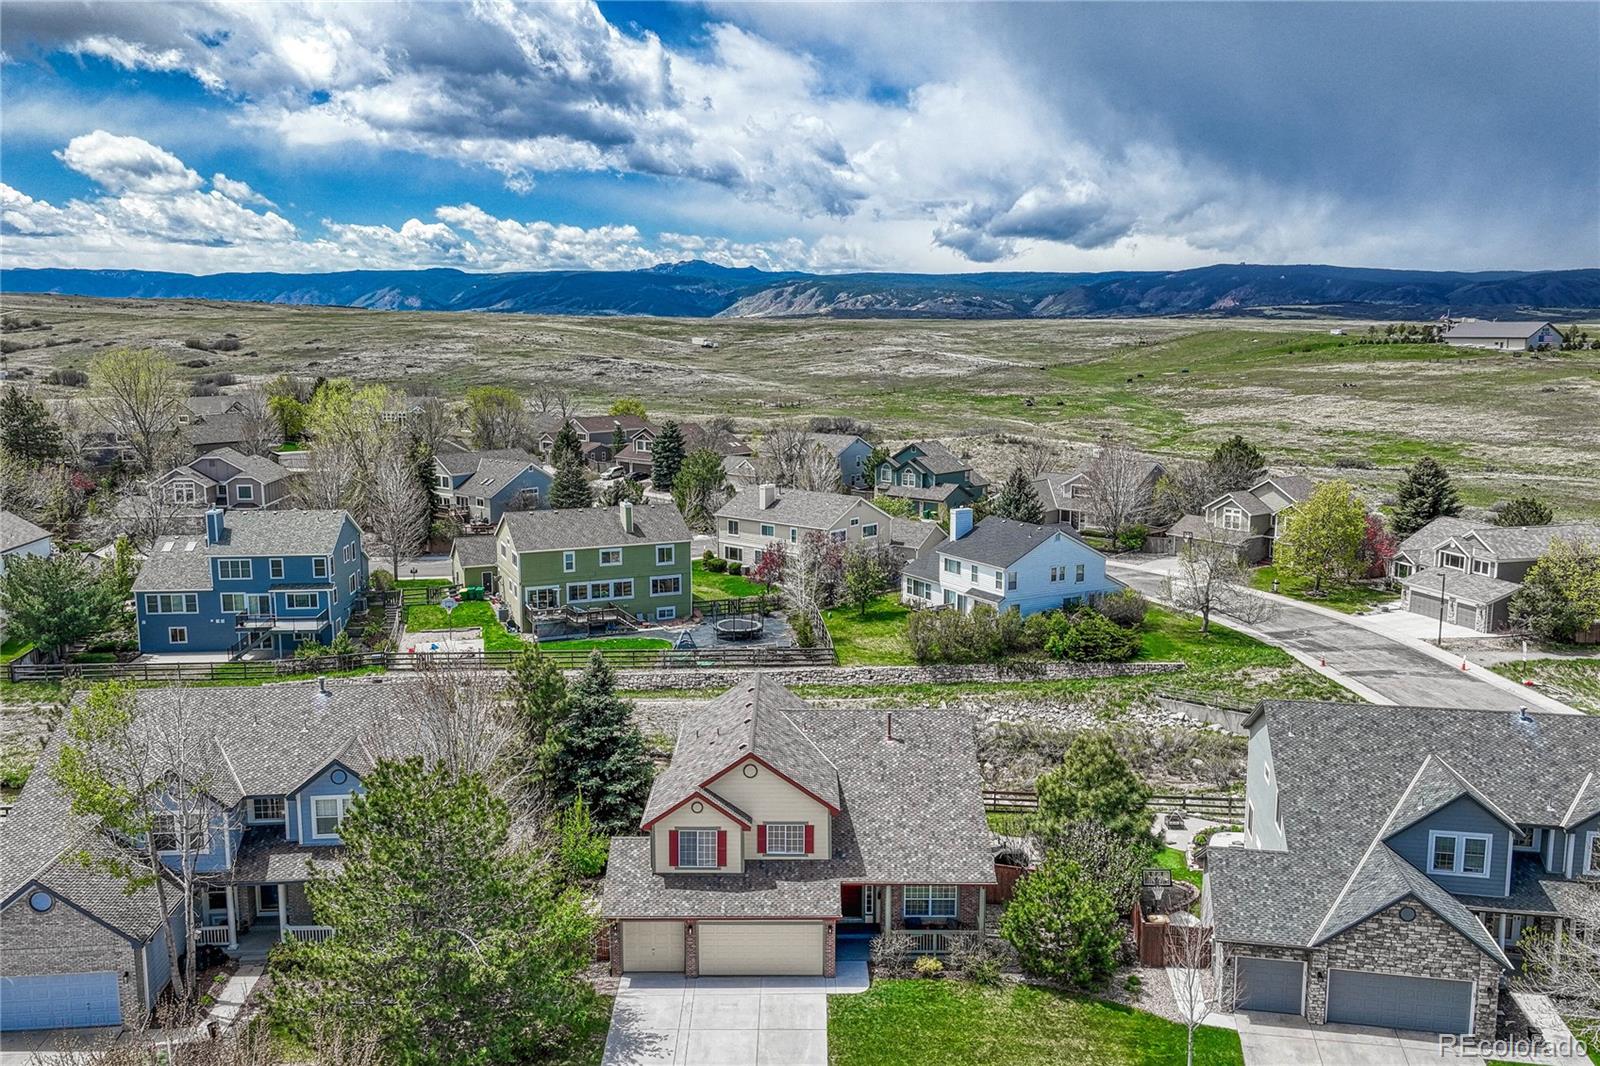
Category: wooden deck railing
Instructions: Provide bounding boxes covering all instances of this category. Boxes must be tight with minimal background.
[283,925,335,943]
[196,926,233,946]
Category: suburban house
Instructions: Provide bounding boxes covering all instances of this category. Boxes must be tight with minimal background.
[132,509,367,657]
[899,509,1119,616]
[723,433,873,492]
[1,510,52,575]
[150,448,293,512]
[494,500,693,632]
[1443,321,1565,351]
[449,534,498,593]
[0,678,418,1032]
[715,484,897,567]
[875,441,987,517]
[1207,700,1600,1036]
[553,414,658,470]
[616,422,752,482]
[1393,518,1600,634]
[1032,457,1165,530]
[601,675,995,976]
[1167,471,1315,564]
[182,412,251,458]
[431,449,552,526]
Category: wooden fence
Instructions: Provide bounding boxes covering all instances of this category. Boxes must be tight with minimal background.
[982,788,1245,822]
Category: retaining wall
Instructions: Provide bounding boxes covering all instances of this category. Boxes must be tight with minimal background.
[604,660,1185,691]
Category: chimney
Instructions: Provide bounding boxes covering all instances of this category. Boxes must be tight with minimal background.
[950,506,974,541]
[619,499,634,534]
[757,482,779,510]
[205,507,225,546]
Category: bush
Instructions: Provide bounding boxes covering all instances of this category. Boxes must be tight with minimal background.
[705,556,728,573]
[906,604,1031,664]
[1042,609,1141,662]
[552,794,610,880]
[947,936,1007,986]
[1192,824,1242,850]
[701,549,715,563]
[1094,588,1148,629]
[727,562,743,576]
[1116,524,1148,552]
[791,610,816,648]
[999,857,1121,988]
[46,368,88,387]
[869,931,917,976]
[184,337,214,351]
[913,956,944,979]
[369,569,395,591]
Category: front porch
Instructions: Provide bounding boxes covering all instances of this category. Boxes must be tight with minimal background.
[196,881,334,959]
[841,883,989,956]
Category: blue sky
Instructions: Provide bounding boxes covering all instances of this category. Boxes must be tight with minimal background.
[1,1,1595,275]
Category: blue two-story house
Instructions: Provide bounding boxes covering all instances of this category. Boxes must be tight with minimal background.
[899,509,1120,617]
[133,508,367,657]
[431,448,553,528]
[0,679,413,1032]
[1207,701,1600,1037]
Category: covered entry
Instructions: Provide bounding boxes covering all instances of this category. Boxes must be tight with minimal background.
[1326,969,1474,1034]
[0,972,122,1031]
[1233,956,1305,1015]
[698,922,825,976]
[621,920,685,973]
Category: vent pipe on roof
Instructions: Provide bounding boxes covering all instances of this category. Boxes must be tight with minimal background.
[884,711,894,742]
[205,507,225,546]
[1518,706,1533,723]
[620,499,634,535]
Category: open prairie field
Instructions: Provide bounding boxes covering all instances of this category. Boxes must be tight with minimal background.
[4,293,1597,516]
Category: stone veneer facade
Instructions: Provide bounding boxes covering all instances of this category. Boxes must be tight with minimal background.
[1217,901,1502,1036]
[0,893,148,1026]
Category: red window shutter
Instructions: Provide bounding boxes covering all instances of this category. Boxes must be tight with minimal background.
[756,824,767,854]
[716,830,728,867]
[669,829,679,867]
[804,824,815,855]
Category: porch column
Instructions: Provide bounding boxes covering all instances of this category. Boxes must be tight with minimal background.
[278,882,287,941]
[224,885,238,950]
[977,886,987,935]
[1498,914,1508,946]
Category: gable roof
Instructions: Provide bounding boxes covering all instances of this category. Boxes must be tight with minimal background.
[183,395,245,418]
[133,510,356,592]
[941,515,1086,568]
[185,411,249,448]
[802,433,867,460]
[457,457,547,497]
[1382,754,1520,838]
[434,448,536,477]
[893,440,971,476]
[499,503,690,554]
[192,447,292,486]
[1397,568,1519,605]
[716,486,870,530]
[1397,516,1483,559]
[1444,320,1558,340]
[450,534,497,569]
[1,509,51,553]
[1460,523,1600,561]
[571,414,655,438]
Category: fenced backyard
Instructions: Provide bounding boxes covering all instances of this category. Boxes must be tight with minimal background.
[982,788,1245,822]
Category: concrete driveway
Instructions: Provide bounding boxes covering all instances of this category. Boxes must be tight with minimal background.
[1235,1010,1581,1065]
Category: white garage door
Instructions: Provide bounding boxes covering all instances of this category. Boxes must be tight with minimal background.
[699,922,825,976]
[622,921,685,973]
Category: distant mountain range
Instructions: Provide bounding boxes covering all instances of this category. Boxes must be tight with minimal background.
[4,261,1597,320]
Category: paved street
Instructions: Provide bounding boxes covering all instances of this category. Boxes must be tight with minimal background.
[1108,562,1537,711]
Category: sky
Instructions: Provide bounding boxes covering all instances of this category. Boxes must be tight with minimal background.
[1,1,1596,276]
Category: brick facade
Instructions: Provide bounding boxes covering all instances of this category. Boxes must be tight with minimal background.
[885,884,984,932]
[0,892,146,1025]
[607,921,624,977]
[283,882,315,925]
[684,920,699,978]
[824,921,836,978]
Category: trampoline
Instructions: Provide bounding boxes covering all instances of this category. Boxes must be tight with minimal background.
[714,617,764,641]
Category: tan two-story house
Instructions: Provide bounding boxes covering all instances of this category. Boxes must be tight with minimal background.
[601,675,995,977]
[714,484,897,568]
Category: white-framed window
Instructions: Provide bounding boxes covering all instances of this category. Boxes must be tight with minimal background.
[285,592,319,610]
[943,589,956,605]
[969,563,978,581]
[567,583,590,602]
[1075,564,1085,582]
[830,530,846,544]
[765,822,807,856]
[878,463,892,484]
[217,559,251,580]
[563,551,576,573]
[651,575,682,596]
[1428,830,1493,878]
[269,558,284,579]
[724,546,744,562]
[903,885,958,918]
[1472,559,1493,576]
[900,471,916,487]
[437,474,451,489]
[146,593,199,614]
[235,483,254,501]
[789,527,798,542]
[475,497,486,509]
[171,481,197,504]
[168,626,188,644]
[527,586,559,610]
[149,812,207,853]
[349,573,358,593]
[221,593,247,613]
[656,544,675,565]
[761,523,775,537]
[1438,551,1467,571]
[1222,507,1245,531]
[726,520,740,535]
[676,828,718,868]
[1585,832,1599,877]
[656,606,677,621]
[864,887,875,918]
[599,548,623,566]
[250,796,286,822]
[313,557,328,578]
[943,558,961,575]
[850,517,860,527]
[311,795,354,838]
[863,523,878,539]
[993,570,1003,590]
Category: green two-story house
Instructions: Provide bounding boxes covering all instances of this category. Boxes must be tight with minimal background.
[495,501,693,632]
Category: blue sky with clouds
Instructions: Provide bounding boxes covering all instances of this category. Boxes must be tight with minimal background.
[1,1,1595,275]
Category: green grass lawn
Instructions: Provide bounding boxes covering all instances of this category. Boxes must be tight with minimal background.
[0,636,35,664]
[823,593,916,665]
[539,636,673,652]
[1490,658,1600,716]
[691,560,771,601]
[828,979,1244,1066]
[395,577,451,589]
[404,601,525,651]
[1154,847,1204,890]
[1248,564,1398,614]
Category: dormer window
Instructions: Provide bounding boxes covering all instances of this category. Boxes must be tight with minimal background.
[1428,831,1492,878]
[250,796,286,822]
[312,795,354,838]
[764,823,808,856]
[1438,550,1466,571]
[1471,559,1493,576]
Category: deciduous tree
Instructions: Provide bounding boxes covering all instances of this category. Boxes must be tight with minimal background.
[842,544,884,617]
[235,386,282,457]
[1083,440,1154,538]
[608,397,647,419]
[1509,537,1600,642]
[1390,456,1462,537]
[464,385,529,450]
[1166,536,1271,634]
[89,348,186,474]
[752,539,788,591]
[1273,480,1367,593]
[367,436,431,577]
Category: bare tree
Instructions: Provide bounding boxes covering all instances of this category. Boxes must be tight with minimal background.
[1166,919,1217,1066]
[1515,882,1600,1051]
[757,426,812,488]
[89,348,187,474]
[234,387,283,458]
[1165,537,1273,633]
[408,391,458,457]
[801,443,841,492]
[1082,439,1155,538]
[1020,440,1060,477]
[366,666,524,804]
[293,438,358,512]
[365,436,430,577]
[527,378,576,424]
[1152,460,1221,526]
[116,480,190,555]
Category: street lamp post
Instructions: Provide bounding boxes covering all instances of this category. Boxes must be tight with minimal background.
[1437,571,1447,646]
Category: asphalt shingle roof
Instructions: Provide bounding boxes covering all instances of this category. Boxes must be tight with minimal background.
[185,412,248,448]
[1463,523,1600,561]
[457,457,547,496]
[1,509,51,553]
[1398,569,1520,605]
[500,503,690,554]
[1397,516,1483,560]
[189,447,291,486]
[572,415,655,438]
[716,487,864,530]
[450,534,497,568]
[1444,321,1557,340]
[435,449,534,476]
[883,482,963,503]
[940,515,1083,568]
[897,440,971,476]
[133,510,355,592]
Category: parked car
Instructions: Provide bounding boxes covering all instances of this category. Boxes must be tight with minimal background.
[600,466,626,481]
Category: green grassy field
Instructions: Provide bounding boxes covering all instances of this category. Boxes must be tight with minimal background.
[823,593,916,664]
[1489,658,1600,715]
[828,980,1244,1066]
[404,601,525,651]
[1249,564,1399,614]
[539,636,672,652]
[691,560,770,601]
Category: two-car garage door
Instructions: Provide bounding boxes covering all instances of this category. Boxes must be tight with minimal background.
[1326,969,1473,1034]
[619,920,825,976]
[0,972,123,1031]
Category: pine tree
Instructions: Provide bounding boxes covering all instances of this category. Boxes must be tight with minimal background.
[992,464,1045,524]
[548,460,593,510]
[1391,456,1462,537]
[547,654,654,835]
[550,424,582,468]
[505,647,568,794]
[611,424,626,453]
[0,385,65,462]
[1206,434,1264,491]
[651,420,686,493]
[1495,496,1553,527]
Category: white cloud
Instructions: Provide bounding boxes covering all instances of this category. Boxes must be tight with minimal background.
[211,173,276,208]
[56,129,202,194]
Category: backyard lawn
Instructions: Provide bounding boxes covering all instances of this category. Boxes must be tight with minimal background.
[0,637,35,663]
[828,979,1244,1066]
[404,601,525,651]
[1154,847,1204,890]
[691,560,771,601]
[538,636,673,652]
[1490,657,1600,716]
[823,593,915,665]
[1248,564,1398,614]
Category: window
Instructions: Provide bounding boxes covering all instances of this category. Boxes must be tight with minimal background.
[1428,831,1493,878]
[1075,564,1085,583]
[269,558,284,579]
[724,546,744,562]
[221,593,247,613]
[149,812,206,853]
[437,475,451,488]
[168,627,188,644]
[171,481,197,504]
[349,573,357,593]
[676,828,718,868]
[994,570,1003,590]
[944,558,962,575]
[656,544,675,565]
[1006,571,1018,591]
[1586,832,1599,877]
[969,563,978,581]
[235,483,254,501]
[563,551,575,573]
[528,587,559,610]
[312,557,328,579]
[789,527,798,542]
[145,593,199,614]
[567,583,590,602]
[765,823,807,856]
[727,520,740,535]
[285,592,319,610]
[902,885,958,918]
[850,517,860,527]
[312,795,353,838]
[878,464,892,484]
[863,523,878,539]
[830,530,846,544]
[599,548,622,566]
[255,885,280,914]
[900,471,916,487]
[1222,507,1245,531]
[1438,551,1467,571]
[1472,559,1493,576]
[250,796,286,822]
[656,606,677,621]
[651,576,682,596]
[759,523,776,538]
[217,559,251,580]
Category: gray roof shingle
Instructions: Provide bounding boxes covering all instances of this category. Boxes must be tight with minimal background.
[1398,569,1520,605]
[450,534,497,569]
[457,457,547,497]
[716,487,864,530]
[897,440,971,476]
[1,509,51,553]
[132,510,355,592]
[1444,321,1557,340]
[435,449,535,476]
[500,503,690,554]
[940,515,1086,568]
